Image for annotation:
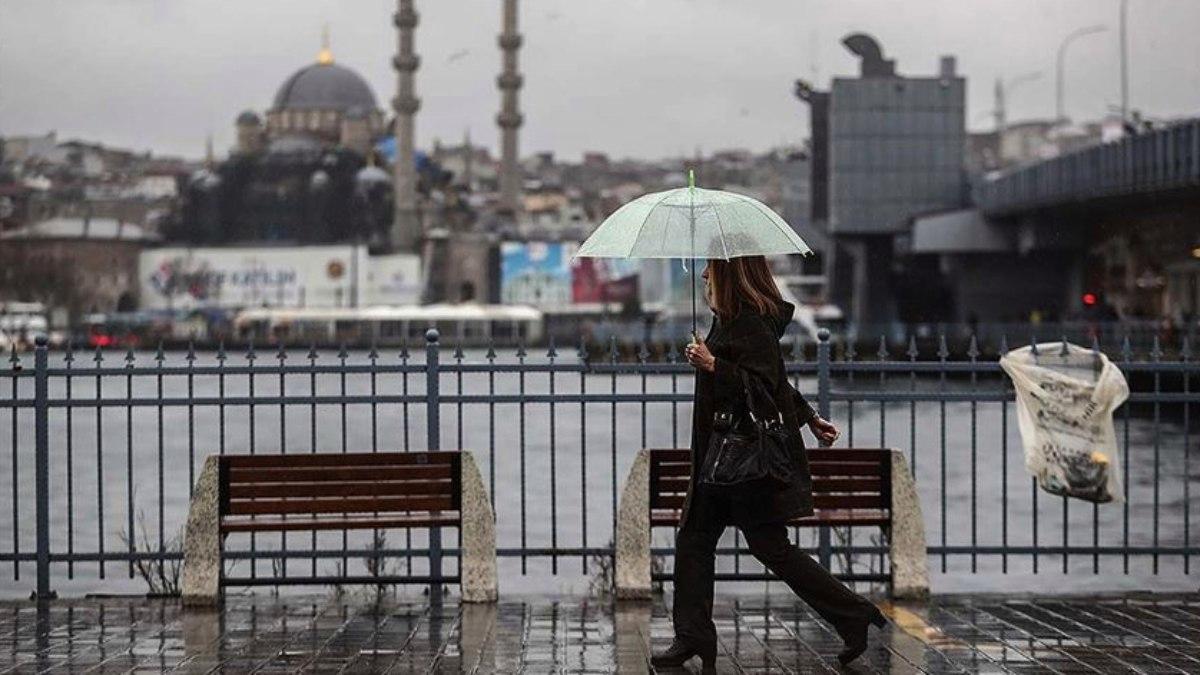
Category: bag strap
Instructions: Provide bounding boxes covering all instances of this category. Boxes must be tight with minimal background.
[738,368,782,423]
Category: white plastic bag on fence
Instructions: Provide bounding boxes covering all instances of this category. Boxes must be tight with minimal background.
[999,342,1128,503]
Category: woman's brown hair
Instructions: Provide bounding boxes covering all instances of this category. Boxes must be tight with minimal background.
[706,256,783,320]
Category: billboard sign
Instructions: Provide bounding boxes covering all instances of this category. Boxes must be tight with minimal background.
[500,241,576,307]
[139,245,421,310]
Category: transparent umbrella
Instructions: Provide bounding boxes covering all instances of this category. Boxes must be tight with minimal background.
[575,170,812,336]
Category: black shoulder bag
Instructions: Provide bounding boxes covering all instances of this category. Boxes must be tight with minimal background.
[699,369,795,492]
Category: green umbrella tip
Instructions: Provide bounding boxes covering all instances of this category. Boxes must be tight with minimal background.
[688,168,695,190]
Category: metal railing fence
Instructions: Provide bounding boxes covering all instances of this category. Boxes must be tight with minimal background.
[1,328,1196,598]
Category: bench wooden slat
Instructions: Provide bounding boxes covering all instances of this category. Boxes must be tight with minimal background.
[812,494,887,509]
[226,495,455,516]
[812,477,882,493]
[654,494,687,509]
[221,513,461,533]
[650,449,691,462]
[652,477,883,495]
[806,448,892,463]
[650,509,891,528]
[227,464,453,484]
[653,493,884,512]
[222,452,462,468]
[792,509,890,527]
[228,479,454,500]
[808,461,888,477]
[655,476,690,491]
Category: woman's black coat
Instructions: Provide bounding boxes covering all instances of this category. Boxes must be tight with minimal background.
[684,301,818,527]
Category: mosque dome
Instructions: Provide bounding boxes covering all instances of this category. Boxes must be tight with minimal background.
[236,110,261,126]
[272,61,377,113]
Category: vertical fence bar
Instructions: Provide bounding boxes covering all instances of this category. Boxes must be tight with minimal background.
[246,342,257,579]
[1184,336,1192,575]
[1121,335,1131,574]
[815,328,832,570]
[9,345,19,582]
[34,336,54,599]
[907,337,918,474]
[186,344,196,496]
[64,344,74,578]
[999,335,1010,574]
[609,337,618,545]
[1091,337,1101,574]
[876,337,887,447]
[94,347,105,579]
[840,338,857,578]
[1030,338,1040,574]
[337,344,347,577]
[579,335,589,574]
[425,329,443,598]
[968,335,979,573]
[549,339,559,574]
[1151,335,1162,574]
[452,342,461,451]
[486,341,496,510]
[308,345,318,577]
[518,339,527,574]
[669,340,679,448]
[937,334,948,573]
[278,345,288,577]
[155,344,165,557]
[123,349,134,579]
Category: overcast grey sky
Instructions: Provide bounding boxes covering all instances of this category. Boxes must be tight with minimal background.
[2,0,1198,162]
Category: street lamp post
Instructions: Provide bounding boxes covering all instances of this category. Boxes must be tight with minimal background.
[1056,25,1107,124]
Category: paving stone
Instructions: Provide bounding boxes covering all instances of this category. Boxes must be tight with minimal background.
[0,592,1197,673]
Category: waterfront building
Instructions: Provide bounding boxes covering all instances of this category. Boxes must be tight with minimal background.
[814,34,968,327]
[0,216,158,318]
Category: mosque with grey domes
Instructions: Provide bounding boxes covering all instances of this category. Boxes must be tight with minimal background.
[173,36,418,250]
[171,1,526,306]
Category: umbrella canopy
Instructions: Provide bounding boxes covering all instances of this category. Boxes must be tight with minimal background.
[575,180,811,260]
[575,172,811,338]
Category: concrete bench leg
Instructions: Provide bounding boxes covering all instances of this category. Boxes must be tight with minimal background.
[889,450,929,599]
[460,452,498,603]
[615,449,652,600]
[182,455,222,607]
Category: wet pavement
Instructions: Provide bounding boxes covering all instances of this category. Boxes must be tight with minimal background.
[1,590,1198,673]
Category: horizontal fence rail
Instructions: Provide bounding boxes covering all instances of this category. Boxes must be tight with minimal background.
[1,327,1197,598]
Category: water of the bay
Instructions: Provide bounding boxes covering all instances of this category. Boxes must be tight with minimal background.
[1,349,1195,599]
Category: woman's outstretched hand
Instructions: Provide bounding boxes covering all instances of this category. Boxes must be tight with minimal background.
[685,339,715,373]
[808,416,840,446]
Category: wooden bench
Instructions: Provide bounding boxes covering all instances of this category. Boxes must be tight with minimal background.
[181,450,497,606]
[615,448,928,600]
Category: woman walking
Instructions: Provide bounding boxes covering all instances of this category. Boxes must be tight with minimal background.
[651,256,886,671]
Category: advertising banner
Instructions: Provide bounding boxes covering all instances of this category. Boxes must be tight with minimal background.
[500,241,577,308]
[140,245,420,310]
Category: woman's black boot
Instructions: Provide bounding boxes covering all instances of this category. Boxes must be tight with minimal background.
[651,639,717,670]
[837,607,887,666]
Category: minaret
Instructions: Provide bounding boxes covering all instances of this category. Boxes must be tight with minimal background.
[496,0,523,218]
[463,127,474,190]
[391,0,421,252]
